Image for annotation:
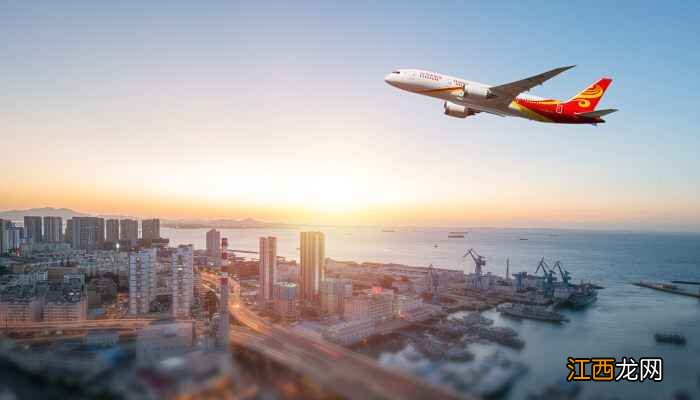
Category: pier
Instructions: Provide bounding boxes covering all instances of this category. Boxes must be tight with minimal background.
[634,281,700,299]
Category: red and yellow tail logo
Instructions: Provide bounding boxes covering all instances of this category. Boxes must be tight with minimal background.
[565,78,612,112]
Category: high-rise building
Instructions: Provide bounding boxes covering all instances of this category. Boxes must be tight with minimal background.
[0,219,7,254]
[172,244,194,318]
[320,278,349,316]
[64,219,73,244]
[23,216,43,243]
[120,219,139,244]
[273,282,299,323]
[105,219,119,243]
[205,229,221,258]
[129,248,157,315]
[70,217,105,250]
[300,231,325,305]
[4,223,23,251]
[258,237,277,304]
[218,273,230,348]
[142,218,160,240]
[43,216,63,243]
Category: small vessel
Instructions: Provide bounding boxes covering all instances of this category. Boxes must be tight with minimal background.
[498,303,569,323]
[559,283,598,308]
[519,238,529,241]
[448,234,465,238]
[381,229,395,233]
[654,333,686,345]
[449,231,468,234]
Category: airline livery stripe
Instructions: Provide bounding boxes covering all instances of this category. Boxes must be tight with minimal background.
[418,86,464,94]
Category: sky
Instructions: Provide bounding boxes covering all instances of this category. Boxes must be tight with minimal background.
[1,1,699,231]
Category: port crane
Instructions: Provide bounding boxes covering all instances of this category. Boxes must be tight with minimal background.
[426,264,440,304]
[463,248,487,289]
[552,261,572,286]
[535,258,556,298]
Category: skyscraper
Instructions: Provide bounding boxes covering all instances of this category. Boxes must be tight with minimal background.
[206,229,221,258]
[120,219,138,245]
[23,216,43,243]
[42,216,63,243]
[300,231,325,305]
[142,218,160,240]
[105,219,119,243]
[259,236,277,304]
[172,244,194,318]
[70,217,105,250]
[129,248,157,315]
[64,219,73,244]
[0,219,8,254]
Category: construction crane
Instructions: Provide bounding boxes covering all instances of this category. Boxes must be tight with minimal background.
[426,264,440,304]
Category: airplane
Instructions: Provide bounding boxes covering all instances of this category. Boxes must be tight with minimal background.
[384,66,616,124]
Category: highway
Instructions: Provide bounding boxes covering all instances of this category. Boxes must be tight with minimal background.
[203,273,470,400]
[0,318,161,332]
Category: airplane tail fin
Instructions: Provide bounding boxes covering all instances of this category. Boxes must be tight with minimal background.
[564,77,612,112]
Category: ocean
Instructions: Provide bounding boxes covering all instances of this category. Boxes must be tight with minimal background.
[163,226,700,399]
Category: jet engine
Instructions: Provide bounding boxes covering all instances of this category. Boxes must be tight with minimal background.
[465,85,497,100]
[443,102,477,118]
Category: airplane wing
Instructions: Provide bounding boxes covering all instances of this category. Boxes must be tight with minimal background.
[489,65,576,103]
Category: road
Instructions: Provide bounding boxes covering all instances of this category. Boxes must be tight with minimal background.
[202,273,470,400]
[0,318,161,332]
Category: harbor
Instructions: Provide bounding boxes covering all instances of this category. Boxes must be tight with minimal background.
[164,226,700,400]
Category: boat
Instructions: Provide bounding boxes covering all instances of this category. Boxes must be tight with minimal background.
[381,229,395,233]
[519,238,529,241]
[449,231,468,234]
[566,284,598,308]
[448,234,464,238]
[498,303,569,323]
[654,333,686,345]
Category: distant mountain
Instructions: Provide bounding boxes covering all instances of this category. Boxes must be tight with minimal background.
[162,218,295,229]
[0,207,90,220]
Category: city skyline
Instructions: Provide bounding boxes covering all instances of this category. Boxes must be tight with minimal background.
[2,2,699,232]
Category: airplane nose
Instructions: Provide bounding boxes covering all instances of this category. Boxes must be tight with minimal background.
[384,74,394,85]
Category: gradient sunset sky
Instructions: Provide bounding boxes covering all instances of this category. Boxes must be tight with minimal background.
[2,1,699,231]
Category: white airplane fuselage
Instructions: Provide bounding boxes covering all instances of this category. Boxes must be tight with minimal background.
[384,68,614,124]
[384,69,529,118]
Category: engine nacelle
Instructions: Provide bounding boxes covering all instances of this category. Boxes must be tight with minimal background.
[465,84,497,100]
[443,102,477,118]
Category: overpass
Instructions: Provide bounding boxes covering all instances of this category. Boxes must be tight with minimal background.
[202,273,470,400]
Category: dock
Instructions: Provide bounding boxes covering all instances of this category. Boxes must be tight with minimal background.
[633,281,700,299]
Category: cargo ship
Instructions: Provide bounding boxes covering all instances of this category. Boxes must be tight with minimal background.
[447,234,465,238]
[498,303,569,323]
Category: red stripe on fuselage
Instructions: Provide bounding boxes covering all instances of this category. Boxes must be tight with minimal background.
[514,99,602,124]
